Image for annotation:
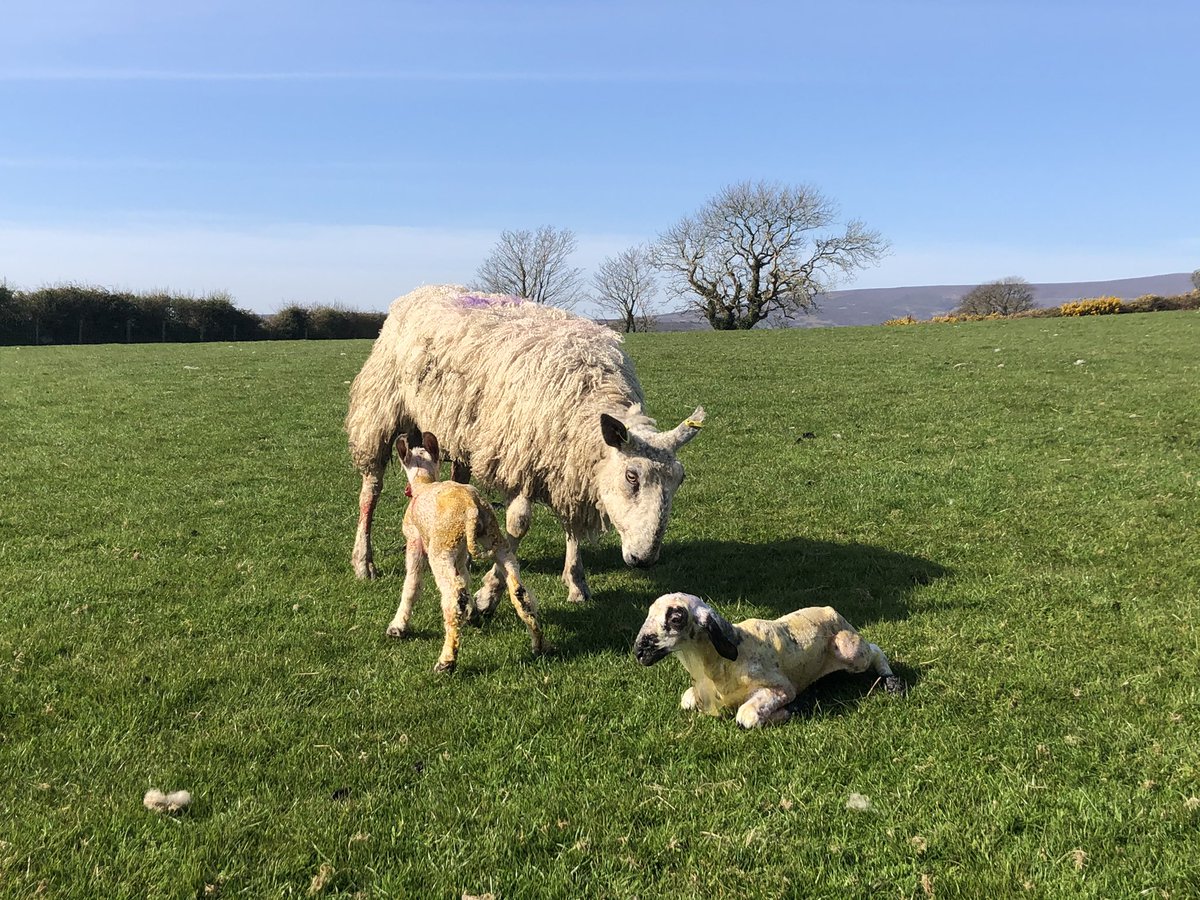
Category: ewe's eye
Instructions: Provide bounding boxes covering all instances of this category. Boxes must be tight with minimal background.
[625,469,640,491]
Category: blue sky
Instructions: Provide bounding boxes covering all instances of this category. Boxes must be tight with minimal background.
[2,0,1198,313]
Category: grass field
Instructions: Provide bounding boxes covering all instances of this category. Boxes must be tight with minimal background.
[1,312,1198,898]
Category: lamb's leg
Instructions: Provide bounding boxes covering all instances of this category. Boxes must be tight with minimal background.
[828,630,905,694]
[495,547,543,654]
[475,493,532,615]
[562,531,591,603]
[429,553,472,674]
[386,538,425,638]
[352,464,385,580]
[735,686,796,729]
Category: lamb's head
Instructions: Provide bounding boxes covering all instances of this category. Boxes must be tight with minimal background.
[633,592,739,666]
[395,431,441,490]
[596,405,705,568]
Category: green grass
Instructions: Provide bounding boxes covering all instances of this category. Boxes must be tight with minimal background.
[1,313,1198,898]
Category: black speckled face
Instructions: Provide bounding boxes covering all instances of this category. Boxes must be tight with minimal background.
[633,596,693,666]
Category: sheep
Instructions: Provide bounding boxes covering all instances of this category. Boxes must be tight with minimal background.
[389,431,542,673]
[345,284,705,606]
[633,592,904,728]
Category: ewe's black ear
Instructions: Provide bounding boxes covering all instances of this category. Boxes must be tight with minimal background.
[600,413,630,449]
[422,431,440,462]
[697,605,739,661]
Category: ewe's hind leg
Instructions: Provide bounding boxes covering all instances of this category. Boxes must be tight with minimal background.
[386,539,425,638]
[475,494,532,615]
[829,630,905,694]
[736,686,796,729]
[352,463,386,580]
[562,531,591,604]
[496,548,543,655]
[429,553,472,673]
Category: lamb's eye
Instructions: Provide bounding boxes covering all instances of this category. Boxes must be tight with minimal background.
[625,469,640,489]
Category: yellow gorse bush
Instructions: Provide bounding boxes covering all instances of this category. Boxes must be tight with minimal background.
[1059,296,1123,316]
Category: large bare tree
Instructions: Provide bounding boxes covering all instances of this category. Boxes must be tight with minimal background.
[654,181,888,330]
[592,244,659,332]
[474,225,584,309]
[954,277,1036,316]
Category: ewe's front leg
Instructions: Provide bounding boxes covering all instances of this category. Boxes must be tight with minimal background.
[475,494,532,616]
[352,468,384,579]
[735,687,795,729]
[562,531,591,603]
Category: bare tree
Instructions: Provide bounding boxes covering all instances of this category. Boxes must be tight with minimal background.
[474,226,584,309]
[653,181,888,330]
[592,244,660,332]
[954,277,1036,316]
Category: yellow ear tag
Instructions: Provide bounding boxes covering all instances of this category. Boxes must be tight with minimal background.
[685,419,704,429]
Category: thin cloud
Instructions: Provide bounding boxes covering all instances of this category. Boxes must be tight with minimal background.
[0,67,745,84]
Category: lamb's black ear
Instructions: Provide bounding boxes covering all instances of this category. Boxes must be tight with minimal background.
[600,413,630,449]
[697,605,739,661]
[422,431,440,462]
[395,435,410,461]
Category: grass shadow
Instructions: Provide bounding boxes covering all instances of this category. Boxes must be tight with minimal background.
[535,536,948,663]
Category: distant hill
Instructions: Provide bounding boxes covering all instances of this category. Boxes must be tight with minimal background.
[643,272,1195,331]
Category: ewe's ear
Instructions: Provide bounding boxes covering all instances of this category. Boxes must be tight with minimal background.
[600,413,630,449]
[696,604,739,661]
[422,431,440,462]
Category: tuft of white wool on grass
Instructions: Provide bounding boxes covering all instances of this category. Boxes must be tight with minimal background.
[846,792,873,812]
[143,788,192,814]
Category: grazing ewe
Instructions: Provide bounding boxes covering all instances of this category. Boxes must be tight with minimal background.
[345,284,705,605]
[390,432,542,673]
[633,593,903,728]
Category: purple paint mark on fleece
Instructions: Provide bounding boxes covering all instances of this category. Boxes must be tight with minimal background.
[457,294,524,309]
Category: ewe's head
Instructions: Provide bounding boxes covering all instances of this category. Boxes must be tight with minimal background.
[395,432,441,488]
[595,405,705,568]
[633,592,739,666]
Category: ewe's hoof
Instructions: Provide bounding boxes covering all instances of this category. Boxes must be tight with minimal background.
[566,587,591,604]
[433,660,456,674]
[883,675,907,695]
[386,625,406,639]
[353,561,378,580]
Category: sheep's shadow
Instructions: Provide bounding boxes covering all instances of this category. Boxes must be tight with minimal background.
[531,536,947,667]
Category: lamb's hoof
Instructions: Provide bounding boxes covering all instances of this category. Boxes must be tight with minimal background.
[433,659,456,674]
[883,675,907,695]
[735,707,763,729]
[385,625,406,639]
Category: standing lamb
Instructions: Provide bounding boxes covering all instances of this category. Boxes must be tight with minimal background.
[346,284,705,605]
[389,431,542,673]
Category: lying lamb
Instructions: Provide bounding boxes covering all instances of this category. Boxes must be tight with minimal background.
[389,432,543,673]
[633,592,904,728]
